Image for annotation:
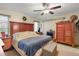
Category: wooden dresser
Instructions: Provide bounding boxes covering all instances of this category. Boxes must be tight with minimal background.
[2,37,12,51]
[56,21,75,46]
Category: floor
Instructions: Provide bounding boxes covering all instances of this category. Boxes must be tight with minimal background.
[4,49,20,56]
[57,43,79,56]
[4,42,79,56]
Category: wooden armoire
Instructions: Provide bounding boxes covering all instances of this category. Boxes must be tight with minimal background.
[56,21,75,46]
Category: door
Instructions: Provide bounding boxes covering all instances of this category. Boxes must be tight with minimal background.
[64,23,72,44]
[56,23,64,42]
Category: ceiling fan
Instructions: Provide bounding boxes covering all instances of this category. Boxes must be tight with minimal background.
[33,3,61,15]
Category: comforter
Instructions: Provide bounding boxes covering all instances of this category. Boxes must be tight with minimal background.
[18,35,51,56]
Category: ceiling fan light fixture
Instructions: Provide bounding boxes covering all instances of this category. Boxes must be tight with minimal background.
[43,10,49,14]
[33,3,62,15]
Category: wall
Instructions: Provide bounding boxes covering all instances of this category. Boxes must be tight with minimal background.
[63,12,79,45]
[62,12,79,22]
[40,12,79,34]
[40,20,63,34]
[40,20,63,39]
[40,12,79,45]
[0,8,38,36]
[0,8,37,24]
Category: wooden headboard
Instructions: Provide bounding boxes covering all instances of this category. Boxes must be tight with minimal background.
[10,21,34,36]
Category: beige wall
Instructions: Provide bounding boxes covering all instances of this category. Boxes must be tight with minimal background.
[40,12,79,43]
[0,8,39,37]
[0,8,37,24]
[61,12,79,23]
[40,12,79,34]
[40,20,63,39]
[41,12,79,32]
[40,20,63,34]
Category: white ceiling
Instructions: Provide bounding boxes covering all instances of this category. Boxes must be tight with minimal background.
[0,3,79,21]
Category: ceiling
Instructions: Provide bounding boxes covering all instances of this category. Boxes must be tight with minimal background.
[0,3,79,21]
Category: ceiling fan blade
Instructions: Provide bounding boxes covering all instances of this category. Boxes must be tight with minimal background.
[49,11,54,14]
[33,10,43,12]
[50,5,61,10]
[41,12,44,15]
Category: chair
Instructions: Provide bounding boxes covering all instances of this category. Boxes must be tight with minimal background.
[1,32,6,40]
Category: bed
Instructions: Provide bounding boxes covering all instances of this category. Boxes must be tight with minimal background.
[12,31,51,56]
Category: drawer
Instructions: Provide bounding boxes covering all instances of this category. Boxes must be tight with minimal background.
[65,32,72,36]
[57,34,64,38]
[65,37,72,44]
[3,39,11,42]
[3,45,10,50]
[2,39,12,50]
[3,42,11,50]
[3,40,7,43]
[57,37,64,42]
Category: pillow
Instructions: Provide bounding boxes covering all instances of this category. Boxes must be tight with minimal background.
[13,31,39,40]
[27,31,38,36]
[13,33,19,40]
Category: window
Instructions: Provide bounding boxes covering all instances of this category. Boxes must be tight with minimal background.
[0,15,9,37]
[34,22,39,32]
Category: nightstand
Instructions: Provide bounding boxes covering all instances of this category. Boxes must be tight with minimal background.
[2,37,12,51]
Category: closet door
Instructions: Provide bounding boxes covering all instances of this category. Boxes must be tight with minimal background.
[64,23,72,44]
[56,23,64,42]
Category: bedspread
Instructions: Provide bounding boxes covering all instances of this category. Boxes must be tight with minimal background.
[18,35,51,56]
